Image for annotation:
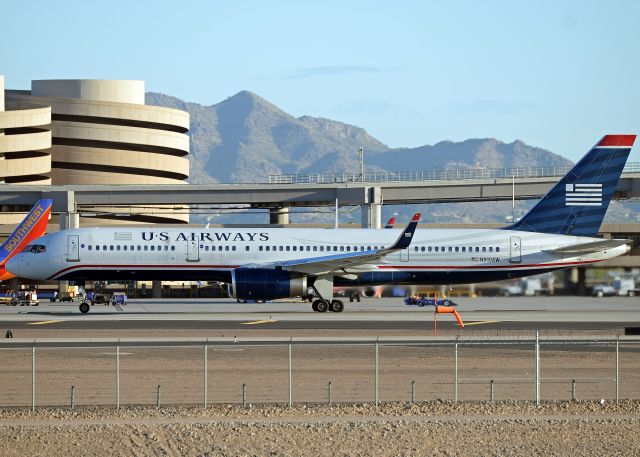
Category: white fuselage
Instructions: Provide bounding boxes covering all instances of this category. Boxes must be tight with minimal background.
[6,227,627,285]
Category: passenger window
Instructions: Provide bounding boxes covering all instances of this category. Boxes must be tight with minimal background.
[333,246,338,252]
[225,246,229,251]
[489,247,493,252]
[496,247,500,252]
[434,247,439,252]
[136,246,141,251]
[292,246,297,251]
[306,246,311,251]
[123,246,127,251]
[346,246,350,252]
[279,246,283,251]
[232,246,236,251]
[245,246,250,251]
[286,246,290,251]
[482,247,487,252]
[414,247,419,252]
[151,246,155,251]
[259,246,264,251]
[103,245,107,251]
[219,246,223,251]
[110,246,114,251]
[144,246,148,251]
[117,245,121,251]
[462,247,466,252]
[265,246,270,251]
[171,246,175,251]
[165,246,169,251]
[475,247,480,252]
[88,246,93,251]
[455,247,459,252]
[313,246,318,252]
[428,246,432,252]
[340,246,344,252]
[448,247,452,252]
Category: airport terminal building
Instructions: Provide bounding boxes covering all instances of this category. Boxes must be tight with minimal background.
[1,76,190,225]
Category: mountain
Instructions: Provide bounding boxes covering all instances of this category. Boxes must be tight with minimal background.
[146,91,389,183]
[146,91,640,226]
[146,91,572,184]
[368,139,572,171]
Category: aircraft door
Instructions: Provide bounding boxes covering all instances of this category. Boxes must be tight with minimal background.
[186,240,200,262]
[66,235,80,262]
[400,248,409,262]
[509,236,522,263]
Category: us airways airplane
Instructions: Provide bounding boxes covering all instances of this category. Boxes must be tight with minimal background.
[0,199,52,281]
[6,135,636,314]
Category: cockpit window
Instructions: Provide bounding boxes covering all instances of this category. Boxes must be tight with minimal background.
[22,244,46,253]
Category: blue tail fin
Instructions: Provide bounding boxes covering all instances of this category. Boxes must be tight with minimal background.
[507,135,635,237]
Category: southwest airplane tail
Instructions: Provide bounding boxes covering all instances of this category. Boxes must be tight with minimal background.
[0,199,52,280]
[507,135,635,236]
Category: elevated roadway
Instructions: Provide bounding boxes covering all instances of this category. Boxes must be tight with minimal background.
[0,169,637,228]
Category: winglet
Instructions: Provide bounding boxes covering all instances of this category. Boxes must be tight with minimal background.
[384,216,397,229]
[388,212,421,250]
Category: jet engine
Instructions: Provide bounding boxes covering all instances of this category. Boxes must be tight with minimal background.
[229,268,307,301]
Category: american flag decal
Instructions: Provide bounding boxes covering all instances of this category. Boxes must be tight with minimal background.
[114,232,133,241]
[565,183,602,206]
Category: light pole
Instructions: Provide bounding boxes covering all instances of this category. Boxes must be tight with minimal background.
[359,147,364,181]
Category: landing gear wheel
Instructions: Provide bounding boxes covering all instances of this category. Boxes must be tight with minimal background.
[316,300,329,313]
[330,300,344,313]
[79,302,90,314]
[312,300,320,312]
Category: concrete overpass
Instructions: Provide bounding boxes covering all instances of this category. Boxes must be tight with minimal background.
[0,168,638,228]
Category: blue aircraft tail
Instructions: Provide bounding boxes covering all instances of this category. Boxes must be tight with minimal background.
[507,135,636,237]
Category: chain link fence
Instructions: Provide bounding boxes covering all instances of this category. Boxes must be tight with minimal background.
[1,335,639,409]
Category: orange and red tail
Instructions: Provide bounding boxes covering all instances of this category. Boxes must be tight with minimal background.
[0,199,52,280]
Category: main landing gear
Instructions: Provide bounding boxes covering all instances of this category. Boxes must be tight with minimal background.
[311,299,344,313]
[310,276,343,313]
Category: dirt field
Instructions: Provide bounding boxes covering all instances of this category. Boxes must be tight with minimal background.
[0,401,639,456]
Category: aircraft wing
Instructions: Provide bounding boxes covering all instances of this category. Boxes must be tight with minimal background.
[543,239,629,256]
[243,213,421,276]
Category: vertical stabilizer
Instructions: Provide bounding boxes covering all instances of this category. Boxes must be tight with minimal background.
[0,199,52,265]
[507,135,635,236]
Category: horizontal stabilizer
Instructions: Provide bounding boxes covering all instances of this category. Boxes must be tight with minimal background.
[543,239,629,256]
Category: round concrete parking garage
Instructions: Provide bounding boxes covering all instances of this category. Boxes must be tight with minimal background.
[6,79,190,224]
[0,75,52,224]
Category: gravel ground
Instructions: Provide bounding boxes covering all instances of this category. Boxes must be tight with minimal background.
[0,400,639,456]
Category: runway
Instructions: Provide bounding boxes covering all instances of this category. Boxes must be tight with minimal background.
[0,296,638,333]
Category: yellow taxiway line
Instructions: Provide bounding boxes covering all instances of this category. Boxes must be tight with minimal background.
[462,320,501,326]
[241,319,277,325]
[27,320,64,326]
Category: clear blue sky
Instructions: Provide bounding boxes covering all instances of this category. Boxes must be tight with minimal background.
[2,0,639,161]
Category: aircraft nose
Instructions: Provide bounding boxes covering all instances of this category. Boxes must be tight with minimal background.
[6,255,23,277]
